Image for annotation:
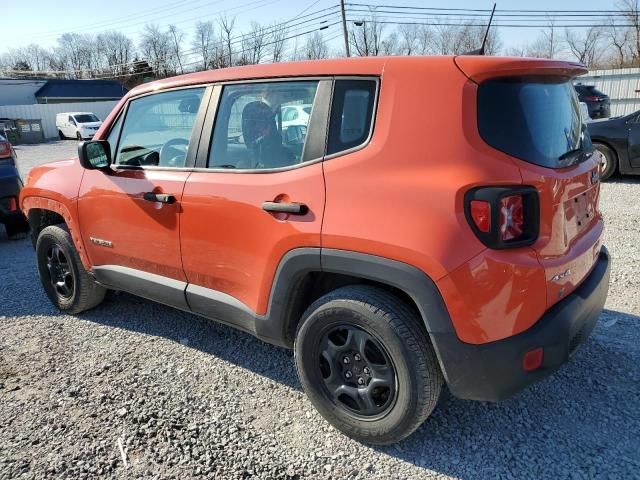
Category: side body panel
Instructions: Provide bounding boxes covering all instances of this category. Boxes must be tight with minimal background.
[77,168,190,281]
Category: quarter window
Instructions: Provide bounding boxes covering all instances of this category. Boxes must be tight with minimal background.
[327,80,377,155]
[115,87,205,168]
[208,81,319,170]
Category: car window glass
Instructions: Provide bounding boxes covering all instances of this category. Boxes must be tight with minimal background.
[116,88,205,168]
[327,80,377,155]
[75,114,99,123]
[106,114,124,155]
[208,81,319,170]
[68,116,76,125]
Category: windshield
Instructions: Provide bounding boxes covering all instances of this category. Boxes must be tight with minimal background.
[74,114,100,123]
[478,76,589,168]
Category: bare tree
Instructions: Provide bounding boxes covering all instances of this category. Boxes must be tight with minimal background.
[525,20,560,59]
[350,14,385,56]
[168,25,185,74]
[140,24,171,78]
[619,0,640,64]
[97,31,135,77]
[270,23,288,63]
[304,31,328,59]
[240,22,267,65]
[192,21,214,71]
[380,32,399,55]
[218,15,236,67]
[565,26,603,66]
[416,25,435,54]
[398,24,419,55]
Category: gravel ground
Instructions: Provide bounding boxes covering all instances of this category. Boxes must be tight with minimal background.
[1,141,639,479]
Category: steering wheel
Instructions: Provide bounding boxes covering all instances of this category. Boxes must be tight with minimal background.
[159,138,189,167]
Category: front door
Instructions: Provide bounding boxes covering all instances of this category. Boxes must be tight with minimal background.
[77,86,209,307]
[180,80,331,319]
[626,114,640,168]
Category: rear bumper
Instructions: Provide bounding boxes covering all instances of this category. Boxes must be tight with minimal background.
[0,170,22,221]
[432,246,610,401]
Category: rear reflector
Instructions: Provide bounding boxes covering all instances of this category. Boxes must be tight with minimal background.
[9,197,17,212]
[499,195,524,241]
[0,142,10,157]
[470,200,491,233]
[523,347,544,372]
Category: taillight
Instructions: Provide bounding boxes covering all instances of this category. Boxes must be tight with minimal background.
[465,186,539,249]
[470,200,491,233]
[9,197,17,212]
[0,141,11,157]
[584,95,600,102]
[499,195,524,241]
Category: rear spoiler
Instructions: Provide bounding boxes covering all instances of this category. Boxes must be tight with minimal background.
[454,56,588,84]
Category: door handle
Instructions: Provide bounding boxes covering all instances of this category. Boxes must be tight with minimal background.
[262,201,308,215]
[143,192,176,204]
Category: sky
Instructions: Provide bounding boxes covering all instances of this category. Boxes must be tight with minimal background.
[2,0,612,57]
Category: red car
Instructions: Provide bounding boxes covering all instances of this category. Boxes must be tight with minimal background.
[21,56,610,444]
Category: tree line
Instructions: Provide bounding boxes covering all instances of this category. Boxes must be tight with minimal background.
[1,2,639,88]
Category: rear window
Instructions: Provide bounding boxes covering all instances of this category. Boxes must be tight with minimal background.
[478,77,588,168]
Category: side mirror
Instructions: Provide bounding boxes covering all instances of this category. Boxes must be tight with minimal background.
[78,140,112,170]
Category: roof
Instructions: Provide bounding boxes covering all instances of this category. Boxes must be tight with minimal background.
[128,55,587,99]
[35,79,128,99]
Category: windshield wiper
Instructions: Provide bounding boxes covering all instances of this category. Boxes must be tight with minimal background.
[558,145,595,167]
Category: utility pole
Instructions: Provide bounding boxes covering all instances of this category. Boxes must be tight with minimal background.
[340,0,350,57]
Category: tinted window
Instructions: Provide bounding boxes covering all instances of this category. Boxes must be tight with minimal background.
[116,88,205,167]
[478,77,588,168]
[106,114,123,156]
[74,114,100,123]
[209,81,319,170]
[327,80,376,155]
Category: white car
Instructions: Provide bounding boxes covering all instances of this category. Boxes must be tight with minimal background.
[56,112,102,140]
[281,104,312,130]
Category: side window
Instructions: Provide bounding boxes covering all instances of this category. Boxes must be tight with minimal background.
[208,81,319,170]
[115,87,205,168]
[327,80,377,155]
[68,116,76,125]
[106,114,124,156]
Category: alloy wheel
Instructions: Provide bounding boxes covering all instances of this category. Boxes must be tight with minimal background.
[46,244,74,299]
[318,325,397,418]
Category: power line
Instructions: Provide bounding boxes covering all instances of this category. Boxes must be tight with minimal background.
[3,8,340,77]
[346,2,629,14]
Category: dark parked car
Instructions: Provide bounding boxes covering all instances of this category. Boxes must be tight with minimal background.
[0,131,29,239]
[588,111,640,180]
[575,84,610,119]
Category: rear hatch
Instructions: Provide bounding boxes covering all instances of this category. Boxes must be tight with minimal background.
[456,56,604,307]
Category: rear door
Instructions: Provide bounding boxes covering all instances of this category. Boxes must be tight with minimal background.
[179,79,331,318]
[77,86,210,307]
[624,114,640,168]
[476,75,603,307]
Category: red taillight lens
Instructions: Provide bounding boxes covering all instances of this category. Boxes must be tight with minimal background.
[499,195,524,241]
[584,95,600,102]
[9,197,17,212]
[465,186,539,249]
[523,347,544,372]
[0,141,10,157]
[470,200,491,233]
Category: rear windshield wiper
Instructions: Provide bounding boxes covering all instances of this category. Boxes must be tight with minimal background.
[558,145,595,167]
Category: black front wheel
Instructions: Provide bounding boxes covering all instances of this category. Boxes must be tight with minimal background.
[295,285,443,444]
[36,225,106,313]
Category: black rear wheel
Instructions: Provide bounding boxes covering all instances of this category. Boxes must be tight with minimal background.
[295,285,443,444]
[58,130,65,140]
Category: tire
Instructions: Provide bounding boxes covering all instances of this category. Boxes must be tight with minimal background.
[294,285,443,444]
[4,213,30,240]
[36,225,106,314]
[58,130,65,140]
[593,143,617,181]
[76,132,83,141]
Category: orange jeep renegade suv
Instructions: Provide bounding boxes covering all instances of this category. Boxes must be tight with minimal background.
[21,56,610,444]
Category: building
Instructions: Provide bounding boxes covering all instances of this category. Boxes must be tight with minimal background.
[0,78,127,106]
